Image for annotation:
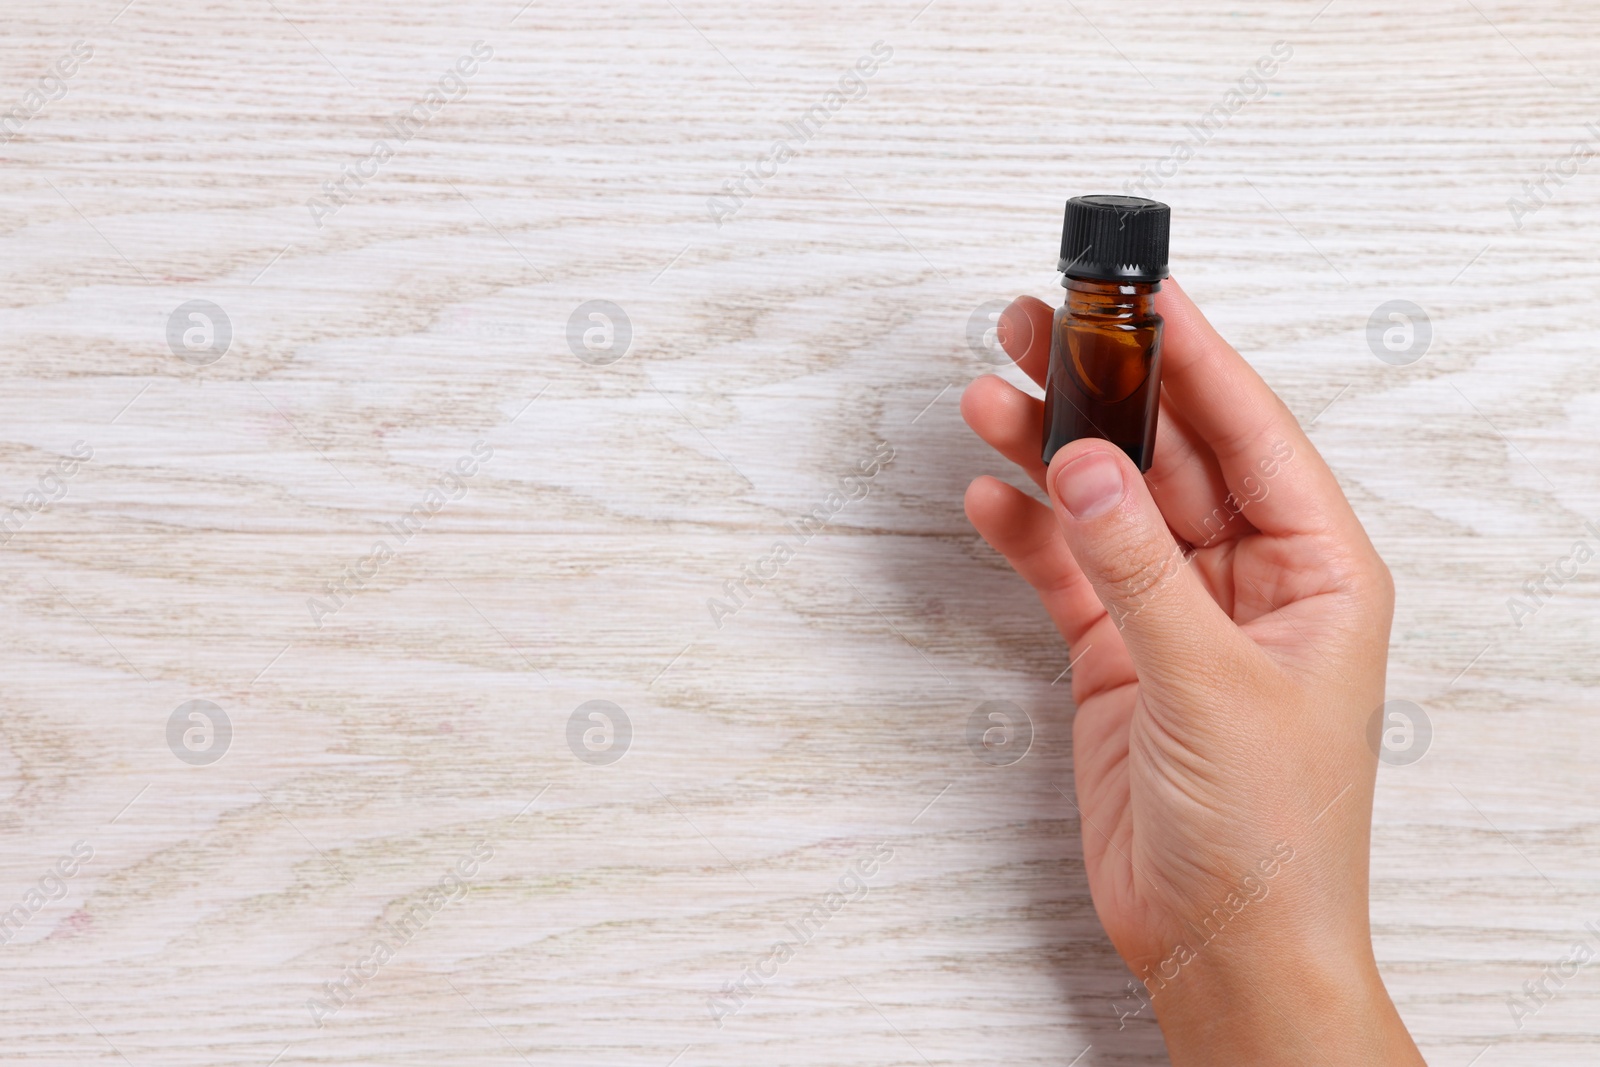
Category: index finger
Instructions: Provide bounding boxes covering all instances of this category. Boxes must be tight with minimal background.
[997,295,1052,387]
[1155,277,1362,541]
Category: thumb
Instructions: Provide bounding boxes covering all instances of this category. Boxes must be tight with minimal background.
[1047,441,1236,690]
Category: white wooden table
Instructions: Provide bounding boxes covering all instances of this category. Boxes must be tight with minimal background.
[2,1,1598,1063]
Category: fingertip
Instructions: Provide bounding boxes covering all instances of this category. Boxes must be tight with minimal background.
[963,473,1009,521]
[961,372,1034,425]
[1153,277,1200,339]
[996,301,1030,360]
[958,374,997,427]
[1011,295,1054,316]
[1154,275,1234,373]
[964,474,1044,541]
[1046,438,1133,496]
[999,295,1053,376]
[1158,274,1194,313]
[1047,442,1130,523]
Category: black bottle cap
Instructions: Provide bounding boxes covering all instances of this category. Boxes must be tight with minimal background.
[1057,194,1170,283]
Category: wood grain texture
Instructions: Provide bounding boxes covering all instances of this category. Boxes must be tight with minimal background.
[2,0,1598,1063]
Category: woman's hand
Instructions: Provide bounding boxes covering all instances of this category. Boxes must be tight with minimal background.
[962,280,1425,1065]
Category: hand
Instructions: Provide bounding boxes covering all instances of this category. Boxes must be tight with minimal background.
[961,280,1425,1065]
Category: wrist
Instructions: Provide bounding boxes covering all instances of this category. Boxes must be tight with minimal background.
[1145,937,1423,1066]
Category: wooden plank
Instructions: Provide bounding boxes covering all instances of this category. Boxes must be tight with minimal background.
[1,0,1597,1062]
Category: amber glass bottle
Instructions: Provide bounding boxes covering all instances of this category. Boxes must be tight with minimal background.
[1040,195,1170,472]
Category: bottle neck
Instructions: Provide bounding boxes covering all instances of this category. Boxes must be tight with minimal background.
[1063,275,1159,319]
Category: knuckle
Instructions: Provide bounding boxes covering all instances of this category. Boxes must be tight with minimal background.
[1367,555,1396,615]
[1094,535,1185,610]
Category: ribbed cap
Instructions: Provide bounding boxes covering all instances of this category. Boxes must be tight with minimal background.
[1057,195,1170,283]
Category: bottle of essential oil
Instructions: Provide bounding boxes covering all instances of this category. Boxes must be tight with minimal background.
[1040,195,1171,472]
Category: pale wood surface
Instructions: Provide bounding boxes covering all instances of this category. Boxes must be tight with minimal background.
[2,1,1599,1063]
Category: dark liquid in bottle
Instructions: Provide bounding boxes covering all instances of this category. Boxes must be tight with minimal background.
[1041,277,1163,471]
